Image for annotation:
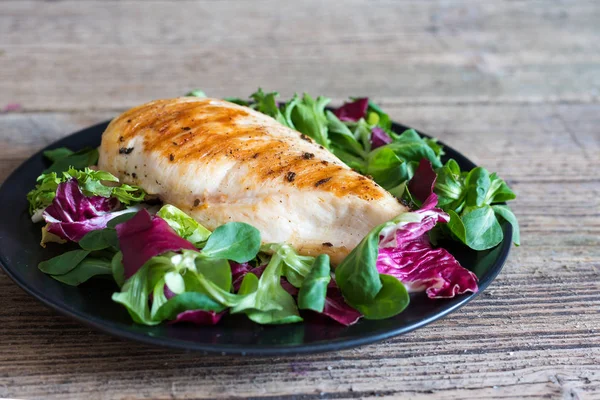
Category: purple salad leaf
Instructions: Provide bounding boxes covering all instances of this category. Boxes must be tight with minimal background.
[408,159,438,204]
[115,209,198,278]
[169,309,227,326]
[333,98,369,122]
[322,283,362,326]
[377,194,478,298]
[42,179,121,242]
[371,126,392,149]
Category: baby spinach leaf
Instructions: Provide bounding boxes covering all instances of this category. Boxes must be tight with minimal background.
[51,257,112,286]
[492,205,520,246]
[353,274,409,320]
[200,222,261,263]
[462,205,503,250]
[38,249,91,275]
[297,254,331,313]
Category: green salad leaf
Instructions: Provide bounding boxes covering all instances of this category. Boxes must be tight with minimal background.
[434,160,519,250]
[156,204,211,247]
[297,254,331,313]
[43,147,99,174]
[79,228,119,251]
[51,257,113,286]
[199,222,261,263]
[38,249,91,275]
[231,249,303,324]
[27,166,146,215]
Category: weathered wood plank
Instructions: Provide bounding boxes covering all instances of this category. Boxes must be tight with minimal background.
[1,1,599,110]
[0,103,599,399]
[1,0,599,398]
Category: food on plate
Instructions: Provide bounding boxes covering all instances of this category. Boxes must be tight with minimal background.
[27,88,519,327]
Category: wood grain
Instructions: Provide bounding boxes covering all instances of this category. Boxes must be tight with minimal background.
[1,103,599,399]
[1,0,599,399]
[1,1,599,110]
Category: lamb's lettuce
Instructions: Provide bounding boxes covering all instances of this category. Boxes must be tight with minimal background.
[430,160,520,249]
[297,254,331,313]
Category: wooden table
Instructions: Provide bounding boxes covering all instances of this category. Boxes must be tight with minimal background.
[1,1,599,398]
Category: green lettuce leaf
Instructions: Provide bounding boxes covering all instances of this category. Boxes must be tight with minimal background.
[156,204,211,247]
[27,167,146,215]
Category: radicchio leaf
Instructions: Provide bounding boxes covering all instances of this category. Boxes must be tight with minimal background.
[377,194,478,298]
[231,262,264,291]
[115,209,198,278]
[170,309,226,325]
[43,179,120,242]
[322,282,362,326]
[408,159,438,204]
[333,98,369,122]
[371,126,392,149]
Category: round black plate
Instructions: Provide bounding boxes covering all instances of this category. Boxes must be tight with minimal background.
[0,120,511,356]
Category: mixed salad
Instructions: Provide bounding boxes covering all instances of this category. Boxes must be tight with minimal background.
[27,89,519,326]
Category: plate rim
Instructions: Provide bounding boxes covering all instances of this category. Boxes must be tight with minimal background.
[0,120,512,356]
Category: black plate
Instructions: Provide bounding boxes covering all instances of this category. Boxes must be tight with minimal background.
[0,120,512,356]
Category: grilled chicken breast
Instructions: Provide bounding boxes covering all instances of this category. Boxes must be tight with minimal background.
[98,97,406,263]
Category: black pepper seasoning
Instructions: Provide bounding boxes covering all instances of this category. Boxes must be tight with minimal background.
[119,147,134,154]
[286,171,296,182]
[302,152,315,160]
[315,177,331,187]
[169,154,175,161]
